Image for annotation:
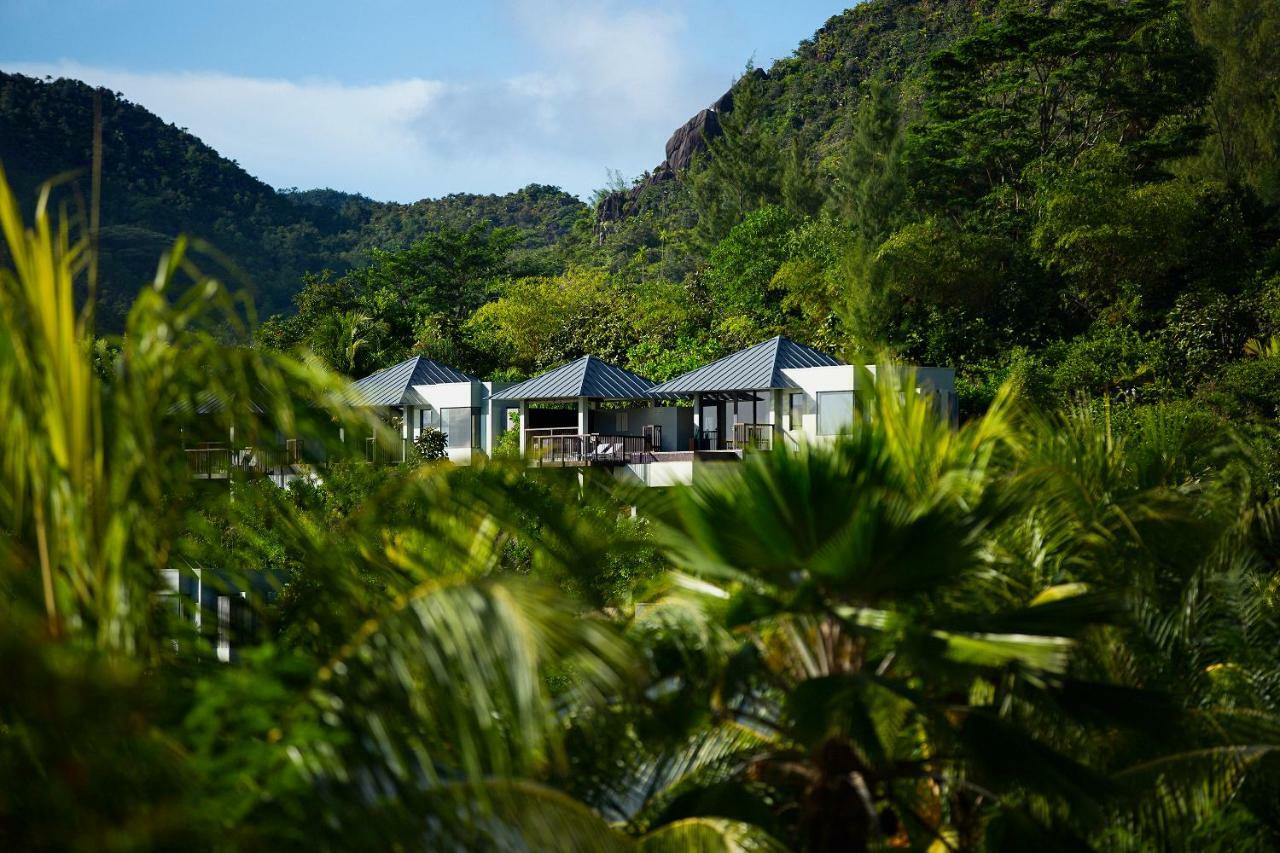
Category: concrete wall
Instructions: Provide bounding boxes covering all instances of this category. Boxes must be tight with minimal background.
[406,380,479,464]
[483,382,517,456]
[777,364,956,446]
[776,365,859,449]
[615,452,769,489]
[604,405,693,451]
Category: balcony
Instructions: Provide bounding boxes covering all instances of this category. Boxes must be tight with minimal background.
[528,432,658,467]
[695,423,774,451]
[185,440,302,481]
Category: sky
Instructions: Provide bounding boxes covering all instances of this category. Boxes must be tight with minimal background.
[1,0,847,202]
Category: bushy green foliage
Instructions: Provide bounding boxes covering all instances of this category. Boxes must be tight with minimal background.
[413,426,448,462]
[6,161,1280,849]
[702,205,798,327]
[1044,323,1162,400]
[466,268,635,373]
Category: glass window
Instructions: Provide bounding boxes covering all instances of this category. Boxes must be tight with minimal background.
[419,407,438,431]
[700,403,718,432]
[441,407,472,448]
[789,392,805,430]
[816,391,855,435]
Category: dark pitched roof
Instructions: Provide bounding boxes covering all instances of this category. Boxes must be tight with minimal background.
[350,356,476,407]
[499,356,655,401]
[648,336,843,395]
[169,391,266,416]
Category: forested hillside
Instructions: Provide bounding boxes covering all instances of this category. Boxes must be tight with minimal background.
[9,1,1280,848]
[0,71,586,327]
[268,0,1280,476]
[4,0,1279,447]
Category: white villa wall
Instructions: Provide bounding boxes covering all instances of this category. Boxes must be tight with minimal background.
[382,379,517,465]
[615,405,693,451]
[778,363,956,446]
[615,459,693,487]
[777,365,862,449]
[483,382,517,456]
[615,455,746,488]
[406,380,477,464]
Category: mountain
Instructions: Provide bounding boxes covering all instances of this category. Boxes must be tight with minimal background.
[286,185,584,254]
[596,0,990,224]
[0,71,586,329]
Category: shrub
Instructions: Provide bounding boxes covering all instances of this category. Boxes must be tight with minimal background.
[413,427,448,463]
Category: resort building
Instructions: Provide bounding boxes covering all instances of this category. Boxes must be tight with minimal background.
[499,355,690,462]
[180,337,954,658]
[347,354,515,463]
[189,336,955,486]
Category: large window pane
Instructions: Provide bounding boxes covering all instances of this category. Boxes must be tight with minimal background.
[441,407,472,448]
[816,391,855,435]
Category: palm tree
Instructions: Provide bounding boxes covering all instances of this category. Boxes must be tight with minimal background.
[0,167,789,851]
[561,373,1095,850]
[0,170,600,847]
[1244,335,1280,359]
[606,371,1280,850]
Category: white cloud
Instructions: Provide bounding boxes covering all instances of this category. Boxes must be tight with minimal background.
[3,3,727,203]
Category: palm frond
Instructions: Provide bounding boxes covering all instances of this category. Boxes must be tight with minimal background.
[638,817,787,853]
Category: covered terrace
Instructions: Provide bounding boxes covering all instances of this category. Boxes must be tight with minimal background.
[648,336,844,451]
[501,356,690,466]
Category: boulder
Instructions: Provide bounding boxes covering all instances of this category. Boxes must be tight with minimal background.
[664,108,723,173]
[594,78,750,227]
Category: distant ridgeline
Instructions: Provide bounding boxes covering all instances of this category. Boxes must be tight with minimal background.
[0,71,586,330]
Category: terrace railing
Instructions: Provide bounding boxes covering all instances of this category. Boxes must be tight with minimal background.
[694,429,723,451]
[694,424,773,451]
[186,446,232,479]
[529,433,654,466]
[729,422,774,451]
[187,441,305,480]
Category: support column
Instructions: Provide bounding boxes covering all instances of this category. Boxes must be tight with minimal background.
[772,389,784,449]
[518,400,529,454]
[577,397,589,435]
[691,392,701,450]
[402,406,411,463]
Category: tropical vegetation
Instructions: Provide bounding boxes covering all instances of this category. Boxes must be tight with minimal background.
[3,0,1280,848]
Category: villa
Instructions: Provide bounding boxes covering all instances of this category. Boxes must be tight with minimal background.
[347,336,956,487]
[178,337,954,657]
[346,354,512,464]
[184,336,955,488]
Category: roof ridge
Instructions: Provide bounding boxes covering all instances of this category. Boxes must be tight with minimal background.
[572,355,592,393]
[767,335,785,386]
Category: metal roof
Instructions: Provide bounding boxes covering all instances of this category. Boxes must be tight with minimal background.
[648,336,844,395]
[499,355,655,401]
[350,356,476,407]
[169,391,266,416]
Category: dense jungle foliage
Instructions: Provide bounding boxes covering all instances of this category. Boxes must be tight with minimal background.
[251,0,1280,489]
[6,160,1280,847]
[4,0,1280,848]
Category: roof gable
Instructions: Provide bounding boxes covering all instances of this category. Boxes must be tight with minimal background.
[500,355,655,400]
[649,337,843,395]
[351,356,476,406]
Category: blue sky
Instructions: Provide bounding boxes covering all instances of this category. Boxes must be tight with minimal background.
[1,1,848,201]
